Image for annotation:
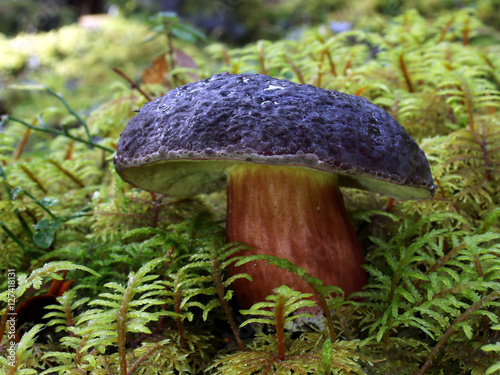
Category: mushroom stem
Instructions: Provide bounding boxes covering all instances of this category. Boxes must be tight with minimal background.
[226,163,367,309]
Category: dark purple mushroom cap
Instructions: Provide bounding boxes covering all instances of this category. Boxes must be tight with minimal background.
[114,73,435,199]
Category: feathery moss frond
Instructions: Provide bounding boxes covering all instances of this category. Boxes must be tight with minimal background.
[0,324,44,374]
[1,5,499,374]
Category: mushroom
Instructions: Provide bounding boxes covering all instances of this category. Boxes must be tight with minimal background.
[114,73,435,309]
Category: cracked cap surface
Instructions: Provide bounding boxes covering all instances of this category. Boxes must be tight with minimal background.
[114,73,435,199]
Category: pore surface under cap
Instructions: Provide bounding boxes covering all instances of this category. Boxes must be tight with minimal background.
[114,73,435,199]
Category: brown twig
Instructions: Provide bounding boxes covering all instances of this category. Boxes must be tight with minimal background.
[112,67,154,102]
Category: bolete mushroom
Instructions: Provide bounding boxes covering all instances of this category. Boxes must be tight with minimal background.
[114,73,435,309]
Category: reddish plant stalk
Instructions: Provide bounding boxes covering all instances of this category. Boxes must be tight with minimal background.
[459,79,493,181]
[417,290,500,375]
[174,288,186,349]
[355,87,368,96]
[399,52,414,93]
[65,140,75,160]
[48,159,85,188]
[13,128,31,162]
[112,67,153,102]
[7,356,18,375]
[415,242,466,289]
[64,303,76,337]
[343,54,352,76]
[117,288,134,375]
[325,48,337,77]
[220,45,231,68]
[211,253,246,351]
[439,16,456,42]
[149,192,161,229]
[463,17,470,46]
[127,343,162,375]
[336,307,352,341]
[316,51,325,87]
[20,165,47,193]
[302,279,336,343]
[258,42,267,75]
[275,294,286,361]
[74,336,88,368]
[286,57,305,84]
[0,312,7,342]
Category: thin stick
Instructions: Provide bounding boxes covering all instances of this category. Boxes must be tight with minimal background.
[112,67,154,102]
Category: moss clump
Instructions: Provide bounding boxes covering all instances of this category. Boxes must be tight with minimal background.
[1,6,499,375]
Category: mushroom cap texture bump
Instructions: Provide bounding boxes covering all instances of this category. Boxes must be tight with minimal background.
[114,73,435,199]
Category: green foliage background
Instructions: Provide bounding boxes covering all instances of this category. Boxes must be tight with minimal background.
[0,3,499,374]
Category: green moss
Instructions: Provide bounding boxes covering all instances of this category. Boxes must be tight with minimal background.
[1,6,499,374]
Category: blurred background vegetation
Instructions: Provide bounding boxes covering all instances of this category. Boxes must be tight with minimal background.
[1,0,499,119]
[1,0,499,42]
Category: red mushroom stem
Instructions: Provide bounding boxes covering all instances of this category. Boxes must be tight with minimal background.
[226,163,367,309]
